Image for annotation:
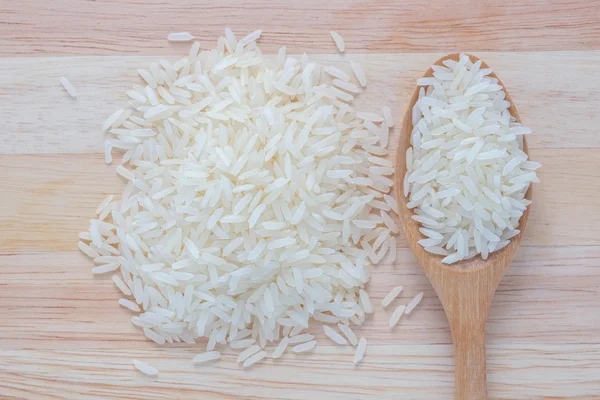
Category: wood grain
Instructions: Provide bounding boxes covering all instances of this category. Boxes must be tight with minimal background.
[1,345,599,400]
[0,248,599,399]
[1,0,599,56]
[1,2,600,398]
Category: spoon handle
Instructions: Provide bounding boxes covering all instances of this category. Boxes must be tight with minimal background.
[423,265,503,400]
[451,319,488,400]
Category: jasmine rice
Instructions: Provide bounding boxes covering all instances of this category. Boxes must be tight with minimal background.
[404,54,540,264]
[79,28,399,370]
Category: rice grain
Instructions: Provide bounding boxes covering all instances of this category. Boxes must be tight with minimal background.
[60,77,77,98]
[353,337,367,364]
[133,359,158,376]
[330,31,345,52]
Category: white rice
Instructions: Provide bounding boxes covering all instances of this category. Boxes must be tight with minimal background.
[119,298,141,312]
[357,289,371,314]
[168,32,195,42]
[353,337,367,364]
[389,305,406,327]
[271,337,290,358]
[323,325,347,345]
[382,106,394,127]
[237,345,261,363]
[338,323,358,346]
[350,61,367,87]
[405,292,424,314]
[382,285,403,307]
[78,241,99,258]
[405,53,539,264]
[188,41,201,61]
[288,334,315,344]
[330,31,345,52]
[92,263,119,274]
[193,351,221,363]
[229,339,255,349]
[80,28,400,371]
[60,77,77,98]
[239,30,262,46]
[103,109,124,132]
[333,79,360,93]
[357,112,384,123]
[133,359,158,376]
[112,275,132,296]
[292,340,317,353]
[324,66,350,82]
[143,327,166,345]
[242,351,267,368]
[104,141,113,164]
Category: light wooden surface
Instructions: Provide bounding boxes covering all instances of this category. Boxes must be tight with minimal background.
[1,1,599,399]
[397,53,535,400]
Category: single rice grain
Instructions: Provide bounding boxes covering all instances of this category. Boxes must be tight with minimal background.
[405,292,424,314]
[60,77,77,98]
[292,340,317,353]
[168,32,195,42]
[382,286,403,307]
[389,305,406,327]
[330,31,345,52]
[193,351,221,363]
[353,337,367,364]
[133,359,158,376]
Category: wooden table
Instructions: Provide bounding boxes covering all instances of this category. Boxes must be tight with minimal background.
[1,1,599,399]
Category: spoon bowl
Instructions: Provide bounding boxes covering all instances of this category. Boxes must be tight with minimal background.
[396,53,533,400]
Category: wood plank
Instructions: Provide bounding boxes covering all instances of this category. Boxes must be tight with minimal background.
[0,253,598,399]
[0,345,598,400]
[1,0,599,56]
[0,149,597,253]
[0,247,597,348]
[1,52,600,154]
[1,2,598,398]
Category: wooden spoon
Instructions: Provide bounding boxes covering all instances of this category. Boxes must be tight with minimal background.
[396,53,533,400]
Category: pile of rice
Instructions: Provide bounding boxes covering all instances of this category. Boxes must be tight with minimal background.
[78,29,401,370]
[404,53,540,264]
